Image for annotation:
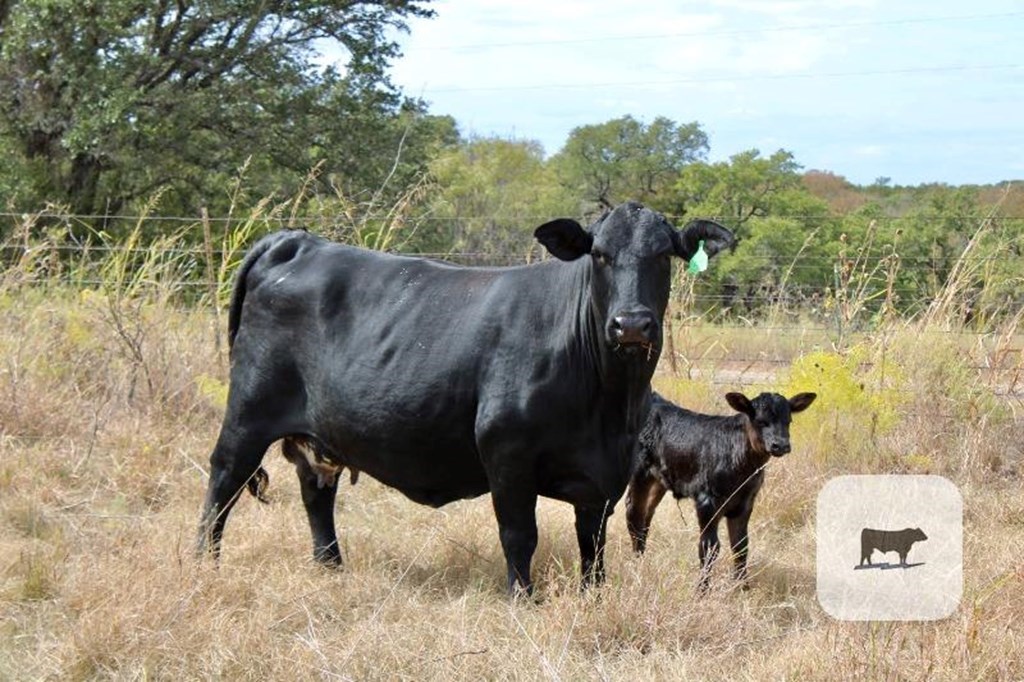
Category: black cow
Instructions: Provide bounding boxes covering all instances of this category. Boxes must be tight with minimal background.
[860,527,927,567]
[626,390,816,590]
[195,202,734,595]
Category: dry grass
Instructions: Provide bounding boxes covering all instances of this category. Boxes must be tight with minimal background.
[2,288,1023,681]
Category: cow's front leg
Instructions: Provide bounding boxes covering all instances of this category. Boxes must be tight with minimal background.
[288,443,343,567]
[575,503,610,588]
[491,486,538,597]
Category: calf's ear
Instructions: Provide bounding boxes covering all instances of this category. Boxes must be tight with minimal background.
[672,219,736,261]
[725,392,754,417]
[788,392,817,413]
[535,219,593,261]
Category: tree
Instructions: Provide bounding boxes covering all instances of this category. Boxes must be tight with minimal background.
[0,0,438,219]
[802,170,868,214]
[671,149,804,224]
[422,137,576,258]
[669,149,839,314]
[551,115,708,210]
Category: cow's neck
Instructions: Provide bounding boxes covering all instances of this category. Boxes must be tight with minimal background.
[570,260,659,430]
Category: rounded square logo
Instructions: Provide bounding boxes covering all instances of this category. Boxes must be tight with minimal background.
[816,475,962,621]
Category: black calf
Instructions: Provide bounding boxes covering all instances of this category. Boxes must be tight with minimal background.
[626,390,816,591]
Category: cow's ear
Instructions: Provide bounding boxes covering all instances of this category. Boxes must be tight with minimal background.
[672,219,736,261]
[725,392,754,417]
[535,219,593,261]
[789,392,817,413]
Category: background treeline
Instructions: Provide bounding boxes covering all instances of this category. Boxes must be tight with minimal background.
[1,0,1022,329]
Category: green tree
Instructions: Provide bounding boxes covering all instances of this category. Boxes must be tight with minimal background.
[551,115,708,209]
[0,0,439,219]
[422,137,576,259]
[671,149,804,224]
[671,149,839,315]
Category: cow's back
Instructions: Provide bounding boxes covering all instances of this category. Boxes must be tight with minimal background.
[639,395,753,499]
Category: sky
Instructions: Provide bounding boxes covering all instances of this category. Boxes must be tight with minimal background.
[372,0,1022,186]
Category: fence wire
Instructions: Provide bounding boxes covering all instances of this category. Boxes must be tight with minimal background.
[3,213,1023,339]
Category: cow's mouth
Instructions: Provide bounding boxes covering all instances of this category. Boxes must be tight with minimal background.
[613,340,659,361]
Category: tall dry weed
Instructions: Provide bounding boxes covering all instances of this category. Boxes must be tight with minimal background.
[2,198,1023,679]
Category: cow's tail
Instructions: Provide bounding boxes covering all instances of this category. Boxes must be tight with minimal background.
[246,467,270,504]
[227,232,288,352]
[227,232,292,504]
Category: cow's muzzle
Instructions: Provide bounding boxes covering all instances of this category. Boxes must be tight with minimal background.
[768,443,791,457]
[608,311,658,348]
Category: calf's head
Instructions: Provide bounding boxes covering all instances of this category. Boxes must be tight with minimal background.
[535,201,734,353]
[726,391,817,456]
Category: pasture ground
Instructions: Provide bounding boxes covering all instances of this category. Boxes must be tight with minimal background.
[2,294,1023,680]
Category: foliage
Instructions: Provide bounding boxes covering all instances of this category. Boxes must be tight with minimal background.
[668,149,840,317]
[0,0,447,221]
[801,170,868,214]
[783,346,906,468]
[551,115,708,210]
[671,149,805,224]
[421,137,577,258]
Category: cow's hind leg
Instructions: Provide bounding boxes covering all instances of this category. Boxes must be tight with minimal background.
[196,427,275,560]
[575,503,610,588]
[284,438,343,566]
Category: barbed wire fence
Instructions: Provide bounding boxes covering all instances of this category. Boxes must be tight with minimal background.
[2,210,1022,398]
[3,212,1022,303]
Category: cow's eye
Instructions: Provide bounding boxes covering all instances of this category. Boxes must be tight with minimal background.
[592,249,610,266]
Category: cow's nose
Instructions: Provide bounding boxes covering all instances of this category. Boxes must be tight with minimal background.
[769,442,791,456]
[609,312,657,346]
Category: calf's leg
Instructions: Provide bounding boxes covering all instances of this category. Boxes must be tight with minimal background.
[695,501,722,592]
[625,469,668,554]
[726,510,752,583]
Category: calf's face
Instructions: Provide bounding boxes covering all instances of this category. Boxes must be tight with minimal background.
[535,202,734,353]
[726,391,817,456]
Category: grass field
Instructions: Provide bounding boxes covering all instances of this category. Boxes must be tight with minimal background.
[2,283,1023,680]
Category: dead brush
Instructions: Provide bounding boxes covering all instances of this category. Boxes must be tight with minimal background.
[1,188,1024,680]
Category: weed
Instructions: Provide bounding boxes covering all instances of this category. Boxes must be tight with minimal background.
[0,199,1021,679]
[5,549,60,601]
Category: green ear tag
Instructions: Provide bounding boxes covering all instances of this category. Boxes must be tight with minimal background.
[687,239,708,275]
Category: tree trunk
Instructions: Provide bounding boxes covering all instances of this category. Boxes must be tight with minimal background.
[68,153,102,216]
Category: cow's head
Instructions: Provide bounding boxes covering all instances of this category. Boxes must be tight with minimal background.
[726,391,817,457]
[911,528,928,542]
[534,201,734,353]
